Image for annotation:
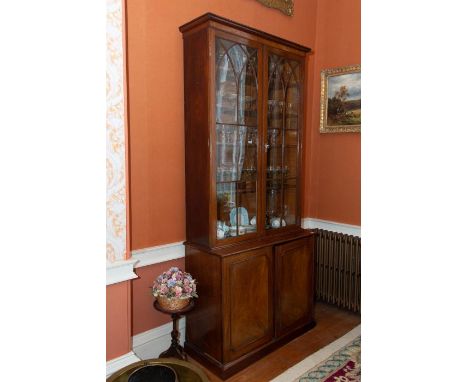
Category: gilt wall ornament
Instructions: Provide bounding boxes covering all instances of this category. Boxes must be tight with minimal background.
[255,0,294,16]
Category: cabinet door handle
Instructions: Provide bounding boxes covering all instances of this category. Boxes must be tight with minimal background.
[265,143,270,152]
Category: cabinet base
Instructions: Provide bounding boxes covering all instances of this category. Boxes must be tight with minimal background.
[185,320,316,380]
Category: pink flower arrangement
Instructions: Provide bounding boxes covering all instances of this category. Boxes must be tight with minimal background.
[152,267,198,300]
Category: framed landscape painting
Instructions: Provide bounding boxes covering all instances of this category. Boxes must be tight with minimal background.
[320,65,361,133]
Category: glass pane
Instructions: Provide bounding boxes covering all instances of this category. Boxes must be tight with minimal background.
[283,178,297,226]
[283,147,297,179]
[239,57,258,126]
[216,43,237,124]
[286,83,299,130]
[284,129,298,146]
[265,54,300,230]
[266,189,280,229]
[216,124,246,182]
[215,38,258,240]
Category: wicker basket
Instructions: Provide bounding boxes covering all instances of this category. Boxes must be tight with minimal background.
[157,296,190,311]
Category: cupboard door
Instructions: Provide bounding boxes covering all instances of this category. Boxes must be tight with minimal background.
[275,238,314,337]
[223,247,273,362]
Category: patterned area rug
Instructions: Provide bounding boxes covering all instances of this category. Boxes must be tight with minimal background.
[295,336,360,381]
[270,325,361,382]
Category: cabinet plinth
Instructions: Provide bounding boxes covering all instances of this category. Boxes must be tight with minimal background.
[180,13,314,379]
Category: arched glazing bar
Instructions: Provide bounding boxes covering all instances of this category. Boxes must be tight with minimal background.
[215,38,259,239]
[266,54,301,229]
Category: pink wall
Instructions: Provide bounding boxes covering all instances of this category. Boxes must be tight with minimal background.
[132,259,185,335]
[106,281,132,361]
[304,0,361,225]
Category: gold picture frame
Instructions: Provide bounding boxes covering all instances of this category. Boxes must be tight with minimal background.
[320,65,361,133]
[255,0,294,16]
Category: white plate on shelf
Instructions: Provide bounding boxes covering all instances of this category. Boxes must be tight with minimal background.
[230,207,249,226]
[242,225,256,232]
[229,225,256,235]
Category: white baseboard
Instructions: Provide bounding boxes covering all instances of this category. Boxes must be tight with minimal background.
[106,350,140,377]
[302,218,361,237]
[132,317,186,360]
[132,241,185,268]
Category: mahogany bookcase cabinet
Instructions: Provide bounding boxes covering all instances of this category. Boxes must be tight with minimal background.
[180,13,315,379]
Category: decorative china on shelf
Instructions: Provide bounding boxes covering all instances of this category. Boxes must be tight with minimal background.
[230,226,246,236]
[230,207,249,226]
[216,207,257,239]
[270,217,287,228]
[250,216,256,226]
[216,229,225,240]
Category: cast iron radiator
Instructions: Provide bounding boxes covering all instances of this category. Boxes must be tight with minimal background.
[314,229,361,313]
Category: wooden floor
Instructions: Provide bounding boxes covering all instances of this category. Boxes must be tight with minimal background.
[188,302,361,382]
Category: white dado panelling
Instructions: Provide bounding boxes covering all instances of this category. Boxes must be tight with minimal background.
[106,258,139,286]
[106,242,185,285]
[302,218,361,237]
[131,218,361,270]
[131,241,185,268]
[107,219,360,283]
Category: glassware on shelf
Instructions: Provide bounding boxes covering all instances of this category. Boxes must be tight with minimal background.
[266,165,288,176]
[216,124,247,182]
[267,129,279,146]
[267,165,289,189]
[267,100,284,112]
[267,189,279,217]
[246,128,257,145]
[286,102,294,111]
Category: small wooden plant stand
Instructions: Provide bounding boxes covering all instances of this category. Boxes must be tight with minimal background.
[153,299,195,360]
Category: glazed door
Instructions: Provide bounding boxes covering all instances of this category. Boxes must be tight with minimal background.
[214,34,263,243]
[263,49,304,232]
[222,247,273,362]
[274,238,314,338]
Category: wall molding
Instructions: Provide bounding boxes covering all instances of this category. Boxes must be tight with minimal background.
[106,350,140,377]
[133,318,186,360]
[132,241,185,268]
[302,218,361,237]
[130,219,361,270]
[107,241,185,283]
[106,258,139,285]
